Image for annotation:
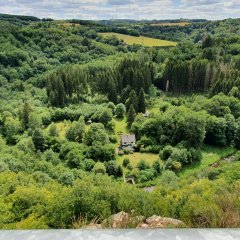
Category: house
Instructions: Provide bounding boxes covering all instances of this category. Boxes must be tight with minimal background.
[120,134,136,151]
[143,111,150,118]
[86,119,92,125]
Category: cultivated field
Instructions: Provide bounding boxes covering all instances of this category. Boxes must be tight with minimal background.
[100,32,177,47]
[57,22,81,27]
[150,22,190,27]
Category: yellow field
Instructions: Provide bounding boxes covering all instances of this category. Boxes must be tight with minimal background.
[100,32,177,47]
[150,22,190,27]
[58,22,81,27]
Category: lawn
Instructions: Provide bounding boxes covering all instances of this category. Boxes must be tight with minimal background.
[113,117,129,135]
[117,152,160,169]
[100,32,177,47]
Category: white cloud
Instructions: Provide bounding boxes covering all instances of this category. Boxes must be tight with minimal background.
[0,0,239,20]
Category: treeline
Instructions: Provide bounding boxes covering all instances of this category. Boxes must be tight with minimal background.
[0,13,40,23]
[210,69,240,96]
[46,56,154,106]
[155,31,240,95]
[162,58,214,94]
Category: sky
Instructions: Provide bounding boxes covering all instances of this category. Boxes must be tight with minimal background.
[0,0,239,20]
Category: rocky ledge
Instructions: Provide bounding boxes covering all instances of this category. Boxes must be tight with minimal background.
[83,211,185,229]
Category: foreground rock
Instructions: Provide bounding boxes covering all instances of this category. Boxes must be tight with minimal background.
[137,215,185,228]
[102,211,144,228]
[84,212,185,229]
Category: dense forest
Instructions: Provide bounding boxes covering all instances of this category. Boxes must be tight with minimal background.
[0,14,240,229]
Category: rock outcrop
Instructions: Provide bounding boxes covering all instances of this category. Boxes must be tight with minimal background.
[137,215,184,228]
[83,212,185,229]
[102,211,144,228]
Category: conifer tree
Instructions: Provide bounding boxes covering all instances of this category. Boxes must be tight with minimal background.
[32,129,45,151]
[127,104,136,127]
[20,100,32,130]
[138,88,146,113]
[126,90,138,112]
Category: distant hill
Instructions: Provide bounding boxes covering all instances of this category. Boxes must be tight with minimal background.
[0,13,40,23]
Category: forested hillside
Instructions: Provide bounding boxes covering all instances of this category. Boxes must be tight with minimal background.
[0,14,240,229]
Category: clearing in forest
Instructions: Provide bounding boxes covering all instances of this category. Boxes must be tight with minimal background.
[117,152,160,169]
[150,22,190,27]
[100,32,177,47]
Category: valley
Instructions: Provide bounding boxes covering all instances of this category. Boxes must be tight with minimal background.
[0,13,240,229]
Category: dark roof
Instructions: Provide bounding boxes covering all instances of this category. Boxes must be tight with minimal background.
[121,134,136,144]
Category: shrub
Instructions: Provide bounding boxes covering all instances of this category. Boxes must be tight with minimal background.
[123,158,130,167]
[136,169,155,183]
[92,162,106,174]
[160,145,175,160]
[137,160,149,170]
[126,163,133,171]
[109,135,118,144]
[115,103,126,118]
[152,160,161,175]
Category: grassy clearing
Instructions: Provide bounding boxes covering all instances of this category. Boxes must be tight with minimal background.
[150,22,190,27]
[113,117,129,135]
[57,22,81,27]
[45,121,71,139]
[117,152,160,169]
[179,145,236,179]
[100,32,177,47]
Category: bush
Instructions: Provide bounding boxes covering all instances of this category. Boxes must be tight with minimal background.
[159,102,171,113]
[159,170,179,190]
[107,102,115,112]
[92,162,106,174]
[109,135,118,144]
[207,169,221,180]
[160,145,175,160]
[84,159,95,171]
[66,118,85,143]
[126,163,133,170]
[123,149,131,155]
[169,148,190,166]
[115,103,126,118]
[136,169,155,183]
[152,160,161,175]
[105,161,123,177]
[234,151,240,161]
[123,158,130,167]
[91,108,113,126]
[48,123,59,137]
[137,160,149,170]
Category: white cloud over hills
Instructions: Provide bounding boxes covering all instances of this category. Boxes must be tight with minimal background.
[0,0,239,20]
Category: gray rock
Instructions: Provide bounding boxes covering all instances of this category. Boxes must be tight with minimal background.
[137,215,185,229]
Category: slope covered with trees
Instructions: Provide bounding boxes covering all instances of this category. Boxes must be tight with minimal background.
[0,14,240,229]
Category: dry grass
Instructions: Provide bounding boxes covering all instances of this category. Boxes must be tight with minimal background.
[72,216,100,229]
[150,22,190,27]
[100,32,177,47]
